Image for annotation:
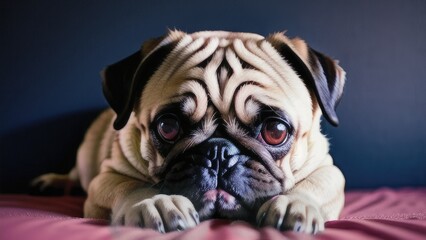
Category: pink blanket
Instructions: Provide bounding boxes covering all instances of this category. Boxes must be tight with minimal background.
[1,188,425,240]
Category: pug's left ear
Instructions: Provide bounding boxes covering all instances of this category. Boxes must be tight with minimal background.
[271,36,346,126]
[306,48,346,126]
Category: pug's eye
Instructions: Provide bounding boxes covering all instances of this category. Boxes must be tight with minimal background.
[157,114,180,142]
[260,118,288,146]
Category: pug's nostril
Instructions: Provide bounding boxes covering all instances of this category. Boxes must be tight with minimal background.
[207,146,219,160]
[222,148,229,159]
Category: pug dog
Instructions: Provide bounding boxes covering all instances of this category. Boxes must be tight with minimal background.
[33,30,346,234]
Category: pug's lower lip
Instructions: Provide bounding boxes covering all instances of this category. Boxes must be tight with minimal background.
[203,189,236,204]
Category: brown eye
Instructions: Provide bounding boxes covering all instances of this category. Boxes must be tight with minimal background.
[260,118,288,145]
[157,114,180,142]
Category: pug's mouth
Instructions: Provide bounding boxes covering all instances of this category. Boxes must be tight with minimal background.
[197,188,250,220]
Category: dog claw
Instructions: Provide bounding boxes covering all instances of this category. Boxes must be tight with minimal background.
[191,210,200,224]
[176,220,185,231]
[154,220,165,233]
[293,220,303,232]
[312,221,318,234]
[275,214,284,230]
[257,212,266,227]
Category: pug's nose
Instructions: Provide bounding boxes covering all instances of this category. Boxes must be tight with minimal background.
[203,138,240,174]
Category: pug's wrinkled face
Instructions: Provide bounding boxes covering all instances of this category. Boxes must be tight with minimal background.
[132,31,317,222]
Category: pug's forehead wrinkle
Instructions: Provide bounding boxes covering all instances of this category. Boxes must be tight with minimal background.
[233,39,281,87]
[181,97,197,119]
[233,40,297,109]
[225,47,242,73]
[239,98,261,125]
[178,80,209,122]
[202,47,225,111]
[233,85,262,124]
[173,38,220,79]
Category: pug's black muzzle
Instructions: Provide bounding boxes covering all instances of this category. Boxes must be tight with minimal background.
[159,137,283,222]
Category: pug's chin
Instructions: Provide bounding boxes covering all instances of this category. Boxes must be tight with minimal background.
[197,189,252,221]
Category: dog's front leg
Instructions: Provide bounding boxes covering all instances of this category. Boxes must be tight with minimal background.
[256,162,345,234]
[85,171,199,232]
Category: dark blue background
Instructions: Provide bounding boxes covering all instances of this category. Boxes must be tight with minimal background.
[1,0,425,192]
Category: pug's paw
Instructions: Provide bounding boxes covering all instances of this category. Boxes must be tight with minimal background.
[111,194,200,233]
[31,173,75,190]
[256,194,325,234]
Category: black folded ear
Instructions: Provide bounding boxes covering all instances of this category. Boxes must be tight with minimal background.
[276,44,346,126]
[308,48,346,126]
[101,39,175,130]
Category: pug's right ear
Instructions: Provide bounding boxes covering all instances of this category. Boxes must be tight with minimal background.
[101,51,142,130]
[101,37,174,130]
